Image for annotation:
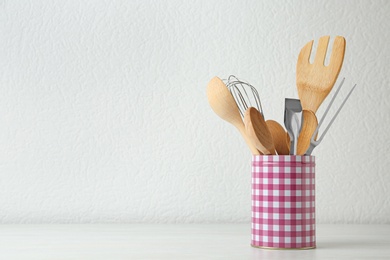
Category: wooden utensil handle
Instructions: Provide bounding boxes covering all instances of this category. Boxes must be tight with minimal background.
[237,124,262,155]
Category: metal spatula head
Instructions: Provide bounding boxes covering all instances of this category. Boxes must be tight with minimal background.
[284,98,303,155]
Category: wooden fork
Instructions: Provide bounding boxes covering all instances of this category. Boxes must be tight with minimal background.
[296,36,346,113]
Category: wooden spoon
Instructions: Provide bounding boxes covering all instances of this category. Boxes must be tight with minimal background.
[265,120,290,155]
[297,35,346,113]
[296,110,318,155]
[206,77,261,155]
[244,107,276,155]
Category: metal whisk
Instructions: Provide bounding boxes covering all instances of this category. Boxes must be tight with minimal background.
[223,75,264,118]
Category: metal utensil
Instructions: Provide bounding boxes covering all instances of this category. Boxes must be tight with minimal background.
[224,75,264,119]
[284,98,303,155]
[305,78,357,155]
[297,36,346,113]
[206,76,261,155]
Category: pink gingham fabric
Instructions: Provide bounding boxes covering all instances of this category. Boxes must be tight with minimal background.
[251,155,316,249]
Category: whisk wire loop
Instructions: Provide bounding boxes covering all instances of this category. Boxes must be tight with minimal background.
[223,75,263,118]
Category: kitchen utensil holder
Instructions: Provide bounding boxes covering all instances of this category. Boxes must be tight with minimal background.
[251,155,316,249]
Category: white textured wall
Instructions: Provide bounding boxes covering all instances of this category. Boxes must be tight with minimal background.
[1,0,389,224]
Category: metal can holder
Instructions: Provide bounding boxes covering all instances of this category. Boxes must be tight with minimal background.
[251,155,316,249]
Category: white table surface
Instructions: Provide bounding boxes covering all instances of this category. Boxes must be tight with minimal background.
[0,224,389,259]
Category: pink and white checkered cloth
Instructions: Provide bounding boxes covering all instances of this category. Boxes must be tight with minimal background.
[251,155,316,249]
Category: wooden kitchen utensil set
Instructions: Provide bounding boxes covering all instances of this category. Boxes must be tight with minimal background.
[207,35,357,155]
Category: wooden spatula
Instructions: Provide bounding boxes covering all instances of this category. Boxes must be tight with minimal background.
[244,107,276,155]
[296,36,346,113]
[207,77,261,155]
[266,120,290,155]
[296,110,318,155]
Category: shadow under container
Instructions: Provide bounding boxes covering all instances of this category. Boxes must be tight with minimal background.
[251,155,316,249]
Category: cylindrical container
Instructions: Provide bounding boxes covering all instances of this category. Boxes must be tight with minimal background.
[251,155,316,249]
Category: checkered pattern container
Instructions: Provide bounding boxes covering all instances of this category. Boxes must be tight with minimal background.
[251,155,316,249]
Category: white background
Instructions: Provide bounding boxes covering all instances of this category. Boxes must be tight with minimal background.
[1,0,389,224]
